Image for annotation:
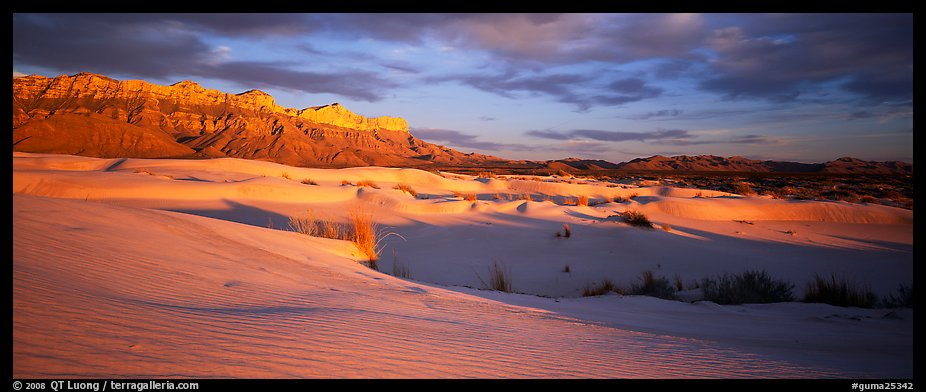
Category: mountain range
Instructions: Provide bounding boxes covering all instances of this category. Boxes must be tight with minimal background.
[12,72,912,175]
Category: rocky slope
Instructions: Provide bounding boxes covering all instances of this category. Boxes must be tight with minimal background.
[12,72,505,167]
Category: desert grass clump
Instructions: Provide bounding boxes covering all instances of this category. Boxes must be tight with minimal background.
[393,183,417,197]
[288,210,347,240]
[803,274,878,308]
[628,270,676,300]
[341,180,354,186]
[478,261,512,293]
[301,178,319,186]
[733,182,756,196]
[622,210,653,229]
[281,171,293,180]
[391,251,412,279]
[356,180,380,189]
[477,171,498,179]
[555,223,572,238]
[881,283,913,308]
[701,270,794,305]
[464,193,478,202]
[583,279,618,297]
[577,195,589,206]
[349,207,380,263]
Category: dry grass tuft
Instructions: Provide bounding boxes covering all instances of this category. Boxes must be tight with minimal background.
[477,261,512,293]
[301,178,319,186]
[804,274,877,308]
[583,279,619,297]
[577,195,589,206]
[356,180,380,189]
[393,183,417,197]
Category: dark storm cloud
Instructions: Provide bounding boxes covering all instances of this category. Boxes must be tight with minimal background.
[12,14,396,102]
[194,61,397,102]
[411,128,530,151]
[526,129,691,142]
[440,73,662,111]
[699,14,912,103]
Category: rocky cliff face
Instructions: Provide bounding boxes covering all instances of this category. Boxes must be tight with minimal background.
[12,72,499,167]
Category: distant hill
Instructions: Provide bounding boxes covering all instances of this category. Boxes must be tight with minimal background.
[12,72,509,168]
[608,155,910,175]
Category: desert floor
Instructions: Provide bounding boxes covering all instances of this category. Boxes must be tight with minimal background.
[12,152,913,378]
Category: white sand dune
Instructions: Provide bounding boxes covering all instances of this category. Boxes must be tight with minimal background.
[12,153,913,378]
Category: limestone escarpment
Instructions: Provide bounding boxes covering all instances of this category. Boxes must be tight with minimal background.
[12,72,502,167]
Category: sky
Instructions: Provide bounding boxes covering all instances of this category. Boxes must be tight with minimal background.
[12,13,913,163]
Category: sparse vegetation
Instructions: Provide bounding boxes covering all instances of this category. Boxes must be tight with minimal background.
[393,183,417,197]
[281,171,293,180]
[356,180,380,189]
[391,251,412,279]
[628,270,676,300]
[881,283,913,308]
[555,223,572,238]
[622,210,653,229]
[477,171,498,179]
[288,210,347,240]
[341,180,353,186]
[479,261,512,293]
[301,178,319,186]
[733,182,756,196]
[701,270,794,305]
[583,279,618,297]
[804,274,878,308]
[577,195,589,206]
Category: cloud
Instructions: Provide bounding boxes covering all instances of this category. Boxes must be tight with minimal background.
[698,14,912,103]
[654,134,785,146]
[411,127,531,151]
[12,14,398,102]
[623,109,684,120]
[440,71,662,110]
[527,129,691,142]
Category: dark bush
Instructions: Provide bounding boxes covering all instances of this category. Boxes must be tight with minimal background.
[701,270,794,305]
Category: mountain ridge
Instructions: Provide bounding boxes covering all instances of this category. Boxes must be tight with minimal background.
[12,72,912,174]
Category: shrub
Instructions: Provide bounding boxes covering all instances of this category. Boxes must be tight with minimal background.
[733,182,756,196]
[622,210,653,229]
[393,183,417,197]
[356,180,380,189]
[701,270,794,305]
[477,171,497,179]
[281,171,293,180]
[628,270,676,300]
[301,178,319,186]
[555,223,571,238]
[804,274,878,308]
[464,193,477,202]
[881,283,914,308]
[583,279,618,297]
